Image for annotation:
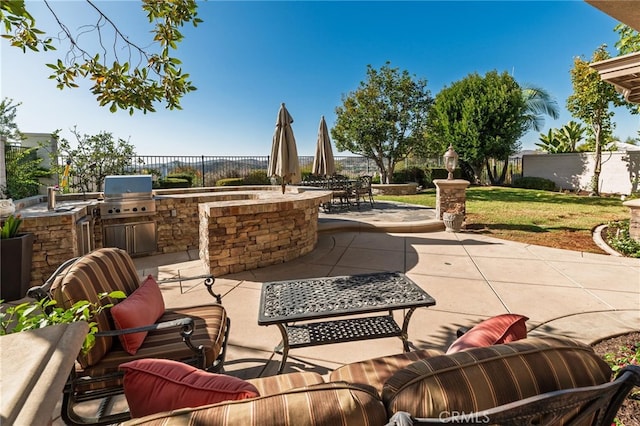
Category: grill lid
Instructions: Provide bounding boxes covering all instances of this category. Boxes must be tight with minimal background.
[104,175,153,198]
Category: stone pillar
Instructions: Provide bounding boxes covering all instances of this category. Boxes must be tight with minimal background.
[623,199,640,242]
[433,179,470,220]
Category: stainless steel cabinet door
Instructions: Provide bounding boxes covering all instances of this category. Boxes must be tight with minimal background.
[103,222,156,255]
[131,222,156,254]
[103,224,128,251]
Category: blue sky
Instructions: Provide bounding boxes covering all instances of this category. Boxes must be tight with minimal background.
[1,1,638,156]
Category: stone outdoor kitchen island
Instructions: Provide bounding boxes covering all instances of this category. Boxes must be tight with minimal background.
[198,189,331,276]
[12,186,331,289]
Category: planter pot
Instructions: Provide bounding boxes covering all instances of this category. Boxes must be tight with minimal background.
[442,212,464,233]
[1,233,35,301]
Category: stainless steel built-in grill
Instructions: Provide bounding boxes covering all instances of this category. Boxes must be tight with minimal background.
[100,175,157,256]
[100,175,156,219]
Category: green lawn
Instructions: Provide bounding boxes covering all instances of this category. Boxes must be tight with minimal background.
[377,186,630,253]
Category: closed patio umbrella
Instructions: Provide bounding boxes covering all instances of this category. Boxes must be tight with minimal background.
[312,115,336,177]
[268,103,301,194]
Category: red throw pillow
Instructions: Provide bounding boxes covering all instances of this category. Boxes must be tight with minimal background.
[120,358,260,418]
[111,275,165,355]
[446,313,529,354]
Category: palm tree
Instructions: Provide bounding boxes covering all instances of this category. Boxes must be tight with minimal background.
[535,121,585,153]
[555,121,585,152]
[536,129,563,153]
[485,84,560,185]
[522,85,560,132]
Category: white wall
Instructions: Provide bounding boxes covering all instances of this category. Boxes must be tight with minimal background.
[523,151,640,195]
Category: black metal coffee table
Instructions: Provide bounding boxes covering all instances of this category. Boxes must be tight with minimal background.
[258,271,436,373]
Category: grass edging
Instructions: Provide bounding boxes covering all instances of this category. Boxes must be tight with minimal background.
[592,225,624,257]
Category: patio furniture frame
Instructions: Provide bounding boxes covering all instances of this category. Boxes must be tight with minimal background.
[28,248,231,426]
[386,365,640,426]
[353,175,374,208]
[258,271,436,373]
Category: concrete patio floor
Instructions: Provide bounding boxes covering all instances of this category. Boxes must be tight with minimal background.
[52,201,640,423]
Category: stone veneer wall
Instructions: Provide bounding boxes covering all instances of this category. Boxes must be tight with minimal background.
[155,197,201,253]
[433,179,470,219]
[371,183,418,195]
[154,192,273,254]
[199,196,324,276]
[20,211,84,288]
[16,186,330,287]
[623,199,640,242]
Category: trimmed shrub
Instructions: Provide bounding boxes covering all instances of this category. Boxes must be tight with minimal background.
[242,171,270,185]
[216,178,244,186]
[156,177,191,189]
[166,173,194,185]
[512,176,557,191]
[424,167,464,186]
[392,166,429,187]
[429,168,462,180]
[430,168,448,180]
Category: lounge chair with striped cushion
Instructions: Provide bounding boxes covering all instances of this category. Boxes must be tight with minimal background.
[30,247,230,426]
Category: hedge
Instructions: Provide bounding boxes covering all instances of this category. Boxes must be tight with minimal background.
[512,176,557,191]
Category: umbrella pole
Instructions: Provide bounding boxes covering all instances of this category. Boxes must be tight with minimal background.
[281,183,286,194]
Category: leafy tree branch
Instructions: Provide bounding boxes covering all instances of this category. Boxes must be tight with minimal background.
[1,0,201,114]
[614,24,640,55]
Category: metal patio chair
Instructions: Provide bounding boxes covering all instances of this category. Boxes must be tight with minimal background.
[29,247,231,426]
[354,175,374,208]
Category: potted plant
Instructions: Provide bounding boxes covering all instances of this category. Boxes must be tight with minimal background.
[1,214,35,301]
[442,203,465,233]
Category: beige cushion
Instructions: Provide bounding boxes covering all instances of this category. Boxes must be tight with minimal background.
[247,371,325,395]
[75,305,227,393]
[121,382,387,426]
[329,348,444,395]
[382,336,612,419]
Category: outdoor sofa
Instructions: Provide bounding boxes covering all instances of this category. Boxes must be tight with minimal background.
[118,316,640,426]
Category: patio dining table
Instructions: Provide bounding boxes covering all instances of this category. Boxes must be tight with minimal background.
[258,271,436,373]
[299,176,360,209]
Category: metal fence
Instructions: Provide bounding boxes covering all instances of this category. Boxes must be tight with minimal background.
[5,144,37,162]
[45,153,522,190]
[480,157,523,185]
[123,155,379,187]
[123,154,504,186]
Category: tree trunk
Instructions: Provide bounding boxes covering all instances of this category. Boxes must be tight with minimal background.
[592,124,602,195]
[385,158,396,185]
[486,158,497,184]
[469,162,482,185]
[485,158,509,185]
[372,157,388,184]
[497,157,509,185]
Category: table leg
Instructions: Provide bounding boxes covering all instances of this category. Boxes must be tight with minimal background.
[274,323,290,374]
[401,308,418,352]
